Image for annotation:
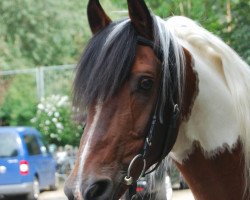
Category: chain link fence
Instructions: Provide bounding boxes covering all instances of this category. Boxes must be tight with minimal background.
[0,64,75,102]
[0,65,77,126]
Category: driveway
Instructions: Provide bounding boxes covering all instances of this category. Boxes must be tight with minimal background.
[38,188,67,200]
[172,189,195,200]
[38,188,194,200]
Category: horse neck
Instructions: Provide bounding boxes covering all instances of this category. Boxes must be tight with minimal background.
[174,140,247,200]
[170,44,249,199]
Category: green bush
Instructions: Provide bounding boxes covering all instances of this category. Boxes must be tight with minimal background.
[31,95,82,146]
[0,0,89,70]
[0,75,37,126]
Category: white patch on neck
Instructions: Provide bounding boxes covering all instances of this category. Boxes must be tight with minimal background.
[167,16,250,193]
[75,103,103,197]
[170,49,240,163]
[164,16,244,163]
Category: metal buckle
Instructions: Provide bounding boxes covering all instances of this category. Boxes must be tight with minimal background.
[124,154,146,186]
[173,104,179,115]
[146,137,152,146]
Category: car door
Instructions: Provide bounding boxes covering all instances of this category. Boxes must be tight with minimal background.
[23,134,48,188]
[0,131,21,185]
[36,136,56,187]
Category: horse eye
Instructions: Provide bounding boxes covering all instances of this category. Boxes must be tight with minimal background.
[139,77,154,91]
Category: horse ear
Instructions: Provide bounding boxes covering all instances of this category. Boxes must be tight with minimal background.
[127,0,153,40]
[87,0,112,34]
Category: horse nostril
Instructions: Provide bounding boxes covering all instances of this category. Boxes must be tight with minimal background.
[84,179,112,200]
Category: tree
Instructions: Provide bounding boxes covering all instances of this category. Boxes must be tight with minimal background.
[0,75,37,126]
[224,0,250,63]
[0,0,90,70]
[111,0,249,64]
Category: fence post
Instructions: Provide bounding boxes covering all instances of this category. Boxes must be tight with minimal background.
[36,67,45,101]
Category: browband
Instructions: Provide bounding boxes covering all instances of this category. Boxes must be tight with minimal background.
[137,36,163,62]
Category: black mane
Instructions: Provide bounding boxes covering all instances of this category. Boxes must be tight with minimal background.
[73,20,137,107]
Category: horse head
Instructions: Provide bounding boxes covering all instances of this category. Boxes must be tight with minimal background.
[64,0,199,199]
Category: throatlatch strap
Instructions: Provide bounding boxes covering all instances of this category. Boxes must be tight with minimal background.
[143,100,180,176]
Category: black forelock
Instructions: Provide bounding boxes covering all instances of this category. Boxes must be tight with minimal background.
[73,20,137,108]
[73,16,183,116]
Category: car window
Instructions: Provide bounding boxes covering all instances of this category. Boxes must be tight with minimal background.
[0,132,19,158]
[37,137,49,155]
[24,135,41,155]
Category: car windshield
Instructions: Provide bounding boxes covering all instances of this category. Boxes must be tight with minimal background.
[0,132,19,158]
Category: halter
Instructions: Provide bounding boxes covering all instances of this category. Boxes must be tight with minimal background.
[124,36,181,198]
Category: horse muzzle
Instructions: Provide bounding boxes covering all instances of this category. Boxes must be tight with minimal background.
[64,176,114,200]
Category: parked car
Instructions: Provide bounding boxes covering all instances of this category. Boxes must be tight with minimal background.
[168,162,189,190]
[179,173,189,189]
[123,175,172,200]
[165,175,173,199]
[0,127,56,200]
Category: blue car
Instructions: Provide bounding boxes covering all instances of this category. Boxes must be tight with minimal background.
[0,127,56,199]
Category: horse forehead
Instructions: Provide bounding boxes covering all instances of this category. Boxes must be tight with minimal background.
[132,45,160,74]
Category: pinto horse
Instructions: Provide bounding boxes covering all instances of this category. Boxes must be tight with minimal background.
[64,0,250,199]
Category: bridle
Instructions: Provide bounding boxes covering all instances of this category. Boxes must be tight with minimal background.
[124,35,181,198]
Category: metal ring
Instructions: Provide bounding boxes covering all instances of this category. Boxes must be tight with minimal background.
[124,154,146,185]
[146,138,152,146]
[173,104,179,114]
[124,176,133,186]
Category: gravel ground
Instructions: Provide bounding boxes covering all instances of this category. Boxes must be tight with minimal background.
[38,188,194,200]
[38,188,67,200]
[172,189,195,200]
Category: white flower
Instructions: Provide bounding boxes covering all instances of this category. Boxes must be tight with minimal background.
[30,118,37,123]
[50,133,57,138]
[48,111,53,117]
[57,96,69,107]
[56,123,64,130]
[54,112,60,118]
[52,118,58,123]
[45,120,50,125]
[38,103,44,110]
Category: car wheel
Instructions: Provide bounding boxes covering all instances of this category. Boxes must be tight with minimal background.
[180,180,189,189]
[27,177,40,200]
[49,183,57,191]
[180,181,184,189]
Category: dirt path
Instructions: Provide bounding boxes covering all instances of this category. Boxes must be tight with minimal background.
[38,187,194,200]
